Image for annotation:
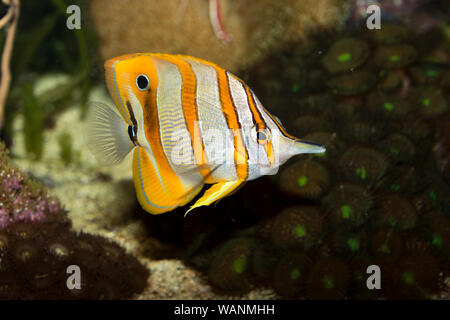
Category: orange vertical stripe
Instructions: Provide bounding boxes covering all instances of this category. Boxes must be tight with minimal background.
[242,83,266,129]
[156,54,212,181]
[141,59,187,194]
[217,70,249,180]
[241,82,275,166]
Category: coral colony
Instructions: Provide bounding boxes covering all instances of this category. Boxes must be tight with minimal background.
[166,21,449,299]
[0,144,149,299]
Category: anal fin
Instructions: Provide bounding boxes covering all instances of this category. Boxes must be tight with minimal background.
[185,180,245,216]
[133,147,203,214]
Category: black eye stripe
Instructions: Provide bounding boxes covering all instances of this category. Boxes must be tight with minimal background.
[127,125,136,145]
[136,74,150,91]
[126,101,138,127]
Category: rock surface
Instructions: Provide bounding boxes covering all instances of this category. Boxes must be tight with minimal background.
[88,0,351,72]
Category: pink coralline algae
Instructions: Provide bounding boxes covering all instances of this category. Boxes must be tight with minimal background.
[0,144,63,230]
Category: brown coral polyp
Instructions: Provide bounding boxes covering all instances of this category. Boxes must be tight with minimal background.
[272,253,310,298]
[383,164,420,194]
[375,194,418,231]
[270,206,323,251]
[208,237,257,294]
[322,38,369,74]
[306,257,350,299]
[378,134,415,164]
[367,91,412,119]
[322,184,373,230]
[327,69,377,96]
[278,160,330,200]
[387,253,440,299]
[370,229,404,259]
[410,86,448,119]
[374,44,417,69]
[328,231,367,256]
[339,146,389,185]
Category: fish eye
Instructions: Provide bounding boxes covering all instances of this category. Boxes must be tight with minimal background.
[136,74,150,91]
[256,128,271,145]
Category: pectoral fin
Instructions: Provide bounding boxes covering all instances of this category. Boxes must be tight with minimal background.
[185,180,245,216]
[85,101,134,165]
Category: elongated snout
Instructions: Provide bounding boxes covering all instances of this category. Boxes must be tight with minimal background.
[291,139,326,155]
[273,135,326,169]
